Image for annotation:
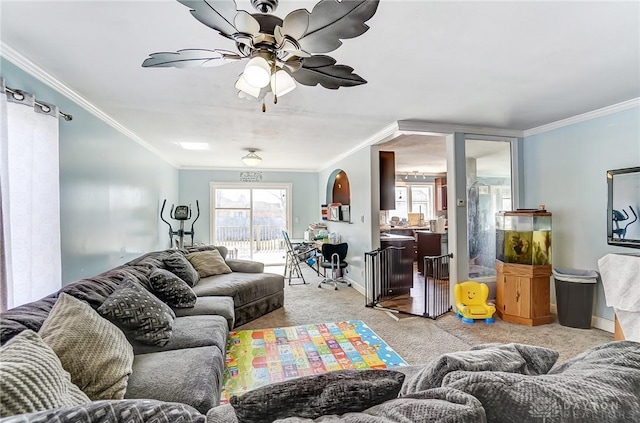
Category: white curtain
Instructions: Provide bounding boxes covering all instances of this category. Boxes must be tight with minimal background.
[1,81,61,310]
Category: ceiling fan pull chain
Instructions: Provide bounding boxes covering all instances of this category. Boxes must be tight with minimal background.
[262,100,266,113]
[274,94,278,104]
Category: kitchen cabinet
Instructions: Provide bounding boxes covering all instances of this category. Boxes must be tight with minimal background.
[416,231,447,274]
[435,177,447,211]
[495,260,554,326]
[388,229,417,261]
[380,234,414,295]
[379,151,395,210]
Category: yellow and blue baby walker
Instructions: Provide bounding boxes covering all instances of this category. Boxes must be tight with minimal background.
[454,281,496,324]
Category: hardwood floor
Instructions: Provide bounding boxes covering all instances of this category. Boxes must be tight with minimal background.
[378,263,451,318]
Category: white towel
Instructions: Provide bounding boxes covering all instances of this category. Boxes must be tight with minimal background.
[615,309,640,342]
[597,253,640,312]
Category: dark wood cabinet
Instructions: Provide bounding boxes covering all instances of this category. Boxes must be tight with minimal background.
[435,177,447,211]
[380,236,414,294]
[379,151,395,210]
[389,229,417,261]
[416,231,448,274]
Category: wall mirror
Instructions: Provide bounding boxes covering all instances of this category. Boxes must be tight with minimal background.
[607,166,640,248]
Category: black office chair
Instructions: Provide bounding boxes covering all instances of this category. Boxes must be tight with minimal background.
[318,242,351,290]
[282,231,320,285]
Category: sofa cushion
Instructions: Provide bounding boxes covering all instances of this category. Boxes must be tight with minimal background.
[186,250,232,278]
[38,293,134,400]
[129,315,229,355]
[0,330,90,418]
[230,369,405,423]
[443,341,640,423]
[0,399,206,423]
[126,345,225,414]
[273,387,486,423]
[148,268,197,308]
[192,272,284,307]
[98,278,175,346]
[400,342,558,395]
[164,252,200,286]
[173,296,235,330]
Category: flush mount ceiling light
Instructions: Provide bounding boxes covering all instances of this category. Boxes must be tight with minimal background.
[142,0,379,111]
[242,149,262,167]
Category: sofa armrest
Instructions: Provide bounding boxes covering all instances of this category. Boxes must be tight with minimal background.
[225,259,264,273]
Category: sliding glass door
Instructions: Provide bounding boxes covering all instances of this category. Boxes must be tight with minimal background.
[210,183,291,265]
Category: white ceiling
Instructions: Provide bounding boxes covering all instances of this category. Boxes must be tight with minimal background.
[1,1,638,172]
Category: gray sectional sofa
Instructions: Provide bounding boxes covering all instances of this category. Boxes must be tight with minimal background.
[0,245,284,416]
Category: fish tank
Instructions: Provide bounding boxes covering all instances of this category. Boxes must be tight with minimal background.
[496,210,552,265]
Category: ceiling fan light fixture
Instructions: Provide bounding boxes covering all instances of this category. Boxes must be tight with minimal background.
[270,69,296,97]
[242,149,262,167]
[243,56,271,88]
[235,75,262,98]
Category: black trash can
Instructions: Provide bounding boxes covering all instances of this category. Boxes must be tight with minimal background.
[552,268,599,329]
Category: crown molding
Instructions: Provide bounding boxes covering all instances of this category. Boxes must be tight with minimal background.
[523,98,640,137]
[1,42,178,168]
[318,122,401,172]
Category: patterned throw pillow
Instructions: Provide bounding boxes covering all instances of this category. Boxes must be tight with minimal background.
[0,330,91,418]
[98,278,175,346]
[186,250,232,278]
[149,268,197,308]
[39,293,134,400]
[230,369,405,423]
[0,399,206,423]
[164,253,200,287]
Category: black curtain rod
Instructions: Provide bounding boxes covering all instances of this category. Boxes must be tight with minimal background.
[4,86,72,121]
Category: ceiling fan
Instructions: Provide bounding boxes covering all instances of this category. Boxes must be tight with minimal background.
[142,0,379,110]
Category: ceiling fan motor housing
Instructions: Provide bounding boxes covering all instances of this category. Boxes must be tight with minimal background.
[251,0,278,13]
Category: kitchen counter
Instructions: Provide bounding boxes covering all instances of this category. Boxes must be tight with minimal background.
[379,233,415,241]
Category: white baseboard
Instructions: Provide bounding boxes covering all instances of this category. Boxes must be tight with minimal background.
[550,303,614,333]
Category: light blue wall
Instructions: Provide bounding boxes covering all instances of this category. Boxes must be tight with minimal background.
[178,169,319,243]
[523,106,640,321]
[319,147,376,291]
[1,58,179,284]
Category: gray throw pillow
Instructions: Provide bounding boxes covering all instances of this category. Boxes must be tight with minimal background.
[0,399,205,423]
[148,268,197,308]
[230,369,405,423]
[39,293,134,400]
[0,330,91,418]
[164,252,200,286]
[400,343,558,395]
[98,278,175,346]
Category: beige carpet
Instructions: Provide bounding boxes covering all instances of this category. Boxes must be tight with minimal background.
[239,266,614,365]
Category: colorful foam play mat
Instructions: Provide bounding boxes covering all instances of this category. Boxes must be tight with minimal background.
[220,320,407,403]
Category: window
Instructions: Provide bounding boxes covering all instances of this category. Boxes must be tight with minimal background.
[388,184,435,220]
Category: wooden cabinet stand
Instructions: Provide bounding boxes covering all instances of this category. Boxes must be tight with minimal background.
[495,260,554,326]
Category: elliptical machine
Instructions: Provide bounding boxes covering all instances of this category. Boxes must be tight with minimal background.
[160,199,200,248]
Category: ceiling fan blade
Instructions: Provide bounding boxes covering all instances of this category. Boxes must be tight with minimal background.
[234,11,261,37]
[178,0,239,39]
[296,0,379,54]
[142,49,241,68]
[291,55,366,89]
[281,8,310,40]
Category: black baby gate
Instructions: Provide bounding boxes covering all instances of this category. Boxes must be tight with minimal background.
[365,247,453,319]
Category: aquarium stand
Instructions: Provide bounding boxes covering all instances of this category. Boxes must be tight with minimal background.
[495,260,554,326]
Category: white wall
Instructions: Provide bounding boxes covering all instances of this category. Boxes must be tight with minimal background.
[319,147,376,291]
[523,106,640,321]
